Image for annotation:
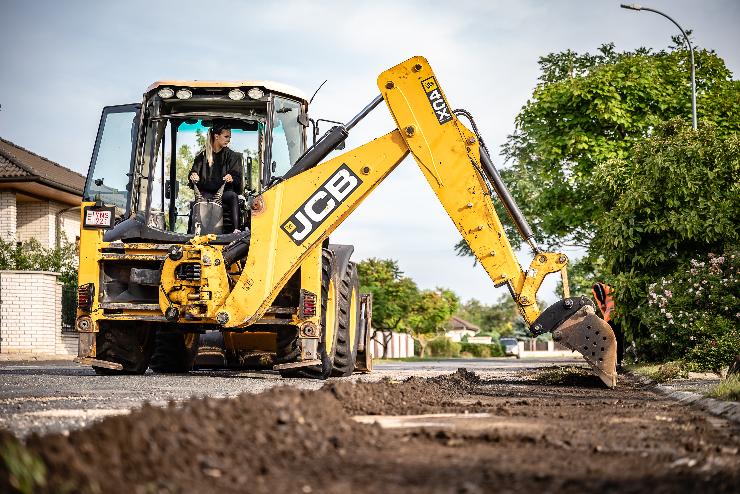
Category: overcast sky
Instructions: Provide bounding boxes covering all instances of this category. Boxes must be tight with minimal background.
[1,0,738,306]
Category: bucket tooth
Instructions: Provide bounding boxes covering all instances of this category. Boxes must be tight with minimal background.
[553,305,617,388]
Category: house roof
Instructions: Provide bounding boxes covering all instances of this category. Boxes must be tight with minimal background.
[0,137,85,196]
[447,316,481,333]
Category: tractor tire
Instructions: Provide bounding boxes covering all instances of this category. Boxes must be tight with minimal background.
[93,323,155,375]
[277,249,339,379]
[149,331,201,373]
[331,262,361,377]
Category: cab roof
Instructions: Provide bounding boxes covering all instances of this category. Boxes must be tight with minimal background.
[146,80,308,103]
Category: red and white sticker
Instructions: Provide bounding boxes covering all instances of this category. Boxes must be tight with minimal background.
[84,207,115,228]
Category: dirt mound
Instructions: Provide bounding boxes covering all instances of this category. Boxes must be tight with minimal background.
[2,368,739,494]
[7,387,379,494]
[328,367,483,415]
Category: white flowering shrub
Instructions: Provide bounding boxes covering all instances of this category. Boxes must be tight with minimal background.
[638,250,739,371]
[593,120,739,368]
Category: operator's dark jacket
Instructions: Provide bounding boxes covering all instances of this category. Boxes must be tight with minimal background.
[189,147,242,193]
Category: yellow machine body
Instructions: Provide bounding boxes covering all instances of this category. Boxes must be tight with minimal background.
[75,56,617,386]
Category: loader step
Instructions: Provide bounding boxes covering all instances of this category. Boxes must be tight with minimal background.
[74,357,124,371]
[273,359,322,371]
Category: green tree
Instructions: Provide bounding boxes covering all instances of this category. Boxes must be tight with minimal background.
[456,295,522,338]
[501,42,739,251]
[407,288,459,357]
[357,258,459,357]
[358,258,420,333]
[593,120,739,365]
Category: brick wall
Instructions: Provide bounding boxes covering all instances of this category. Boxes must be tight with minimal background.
[0,270,77,356]
[58,208,81,246]
[16,201,80,248]
[17,201,53,246]
[0,191,17,241]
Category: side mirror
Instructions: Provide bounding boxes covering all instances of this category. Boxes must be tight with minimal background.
[165,179,179,199]
[271,161,277,173]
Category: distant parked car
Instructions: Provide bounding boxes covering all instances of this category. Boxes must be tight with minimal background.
[499,338,519,357]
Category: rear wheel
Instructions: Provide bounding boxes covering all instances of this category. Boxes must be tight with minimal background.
[149,331,201,373]
[93,322,155,375]
[332,262,361,377]
[277,250,339,379]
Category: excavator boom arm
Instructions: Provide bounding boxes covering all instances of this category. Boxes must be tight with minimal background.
[210,55,617,387]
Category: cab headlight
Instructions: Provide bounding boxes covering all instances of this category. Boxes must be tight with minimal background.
[228,89,246,100]
[247,87,264,100]
[176,88,193,99]
[157,87,174,99]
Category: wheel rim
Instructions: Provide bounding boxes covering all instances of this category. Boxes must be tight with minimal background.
[349,287,358,352]
[325,279,337,355]
[184,332,198,348]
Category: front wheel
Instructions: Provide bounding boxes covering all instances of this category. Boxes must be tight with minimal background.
[93,322,155,375]
[332,262,361,377]
[149,331,201,373]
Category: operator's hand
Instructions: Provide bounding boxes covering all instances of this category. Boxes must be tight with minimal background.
[189,172,199,183]
[223,174,233,183]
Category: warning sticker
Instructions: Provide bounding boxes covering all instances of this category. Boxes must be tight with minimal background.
[421,76,453,125]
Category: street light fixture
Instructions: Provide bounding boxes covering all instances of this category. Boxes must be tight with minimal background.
[620,3,697,130]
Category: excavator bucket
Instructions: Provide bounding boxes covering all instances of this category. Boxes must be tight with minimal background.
[532,296,618,388]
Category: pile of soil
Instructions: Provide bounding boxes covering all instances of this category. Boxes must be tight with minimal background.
[327,367,484,415]
[2,368,739,494]
[3,387,383,493]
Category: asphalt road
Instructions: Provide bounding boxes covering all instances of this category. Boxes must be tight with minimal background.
[0,357,583,437]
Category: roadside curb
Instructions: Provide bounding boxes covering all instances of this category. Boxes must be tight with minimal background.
[655,385,740,424]
[628,372,740,424]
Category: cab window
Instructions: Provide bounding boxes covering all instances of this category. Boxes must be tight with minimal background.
[84,105,139,213]
[269,96,305,179]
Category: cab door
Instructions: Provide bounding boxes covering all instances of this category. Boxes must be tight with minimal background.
[83,104,141,217]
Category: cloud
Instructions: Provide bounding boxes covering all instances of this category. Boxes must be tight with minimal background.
[1,0,737,306]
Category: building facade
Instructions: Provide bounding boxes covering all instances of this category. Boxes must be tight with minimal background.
[0,137,85,356]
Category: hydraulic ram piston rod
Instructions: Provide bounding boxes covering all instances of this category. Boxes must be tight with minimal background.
[479,145,538,252]
[282,95,383,180]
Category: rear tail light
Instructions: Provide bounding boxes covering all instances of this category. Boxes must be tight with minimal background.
[300,290,317,318]
[77,283,95,312]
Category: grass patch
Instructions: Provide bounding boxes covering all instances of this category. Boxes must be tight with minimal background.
[627,361,688,383]
[531,365,595,386]
[705,374,740,402]
[1,438,47,494]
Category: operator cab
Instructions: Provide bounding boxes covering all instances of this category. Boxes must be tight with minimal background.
[83,81,308,242]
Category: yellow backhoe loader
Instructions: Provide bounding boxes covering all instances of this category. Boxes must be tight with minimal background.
[75,56,617,387]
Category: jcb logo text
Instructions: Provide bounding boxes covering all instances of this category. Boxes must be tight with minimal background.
[421,76,453,124]
[281,164,362,245]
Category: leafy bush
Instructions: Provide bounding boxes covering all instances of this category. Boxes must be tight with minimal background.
[0,238,77,286]
[593,120,740,368]
[637,250,740,371]
[459,342,504,358]
[427,337,461,358]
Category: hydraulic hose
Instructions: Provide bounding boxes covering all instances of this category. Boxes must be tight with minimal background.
[454,109,538,252]
[282,95,383,181]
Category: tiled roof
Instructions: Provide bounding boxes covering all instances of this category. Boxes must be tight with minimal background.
[448,316,481,332]
[0,137,85,195]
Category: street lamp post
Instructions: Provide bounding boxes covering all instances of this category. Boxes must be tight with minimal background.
[621,3,697,130]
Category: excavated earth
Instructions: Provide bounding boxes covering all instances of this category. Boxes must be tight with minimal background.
[2,367,739,493]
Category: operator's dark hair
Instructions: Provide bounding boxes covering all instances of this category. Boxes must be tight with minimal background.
[204,122,231,166]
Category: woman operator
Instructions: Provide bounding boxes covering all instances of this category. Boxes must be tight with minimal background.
[189,123,242,233]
